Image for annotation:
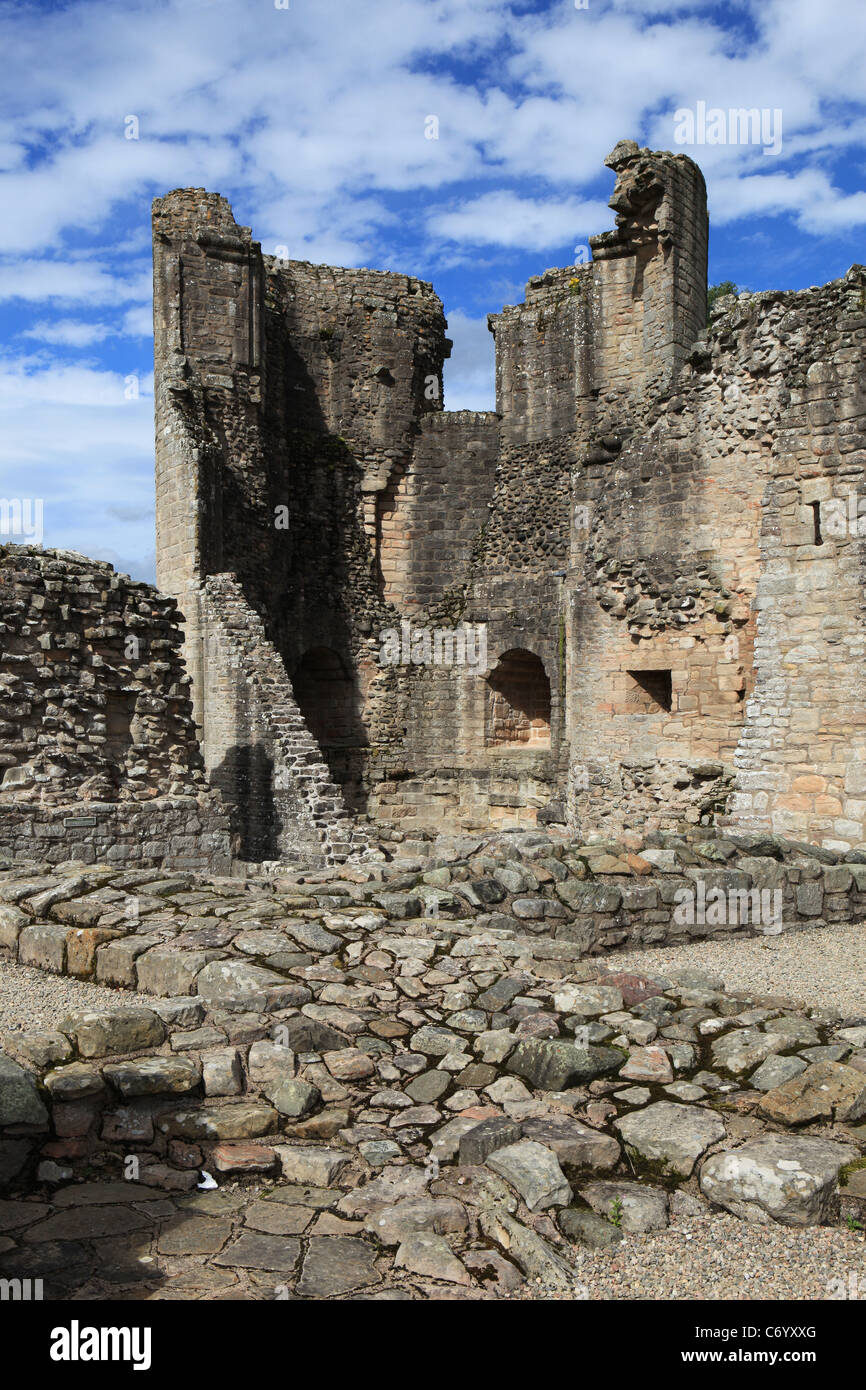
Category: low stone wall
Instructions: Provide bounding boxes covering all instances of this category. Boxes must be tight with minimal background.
[1,847,864,1252]
[0,796,233,874]
[0,546,234,872]
[0,546,213,805]
[2,828,866,990]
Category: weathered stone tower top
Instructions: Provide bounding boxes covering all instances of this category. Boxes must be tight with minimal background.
[490,141,708,444]
[151,183,452,631]
[152,142,709,615]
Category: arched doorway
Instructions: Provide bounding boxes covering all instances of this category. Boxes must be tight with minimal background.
[486,649,551,748]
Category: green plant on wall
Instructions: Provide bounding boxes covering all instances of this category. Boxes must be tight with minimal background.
[707,280,738,325]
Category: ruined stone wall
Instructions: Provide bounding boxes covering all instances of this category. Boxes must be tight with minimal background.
[464,141,712,834]
[0,547,208,804]
[377,411,497,613]
[153,183,563,835]
[567,269,866,852]
[152,189,267,737]
[150,144,866,857]
[589,142,708,428]
[0,546,231,870]
[151,146,713,843]
[260,256,452,663]
[199,574,366,864]
[565,313,763,840]
[153,192,498,837]
[354,396,568,832]
[491,142,707,450]
[257,265,499,826]
[724,270,866,851]
[492,266,593,447]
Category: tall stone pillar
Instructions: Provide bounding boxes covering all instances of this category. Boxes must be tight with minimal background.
[152,189,265,734]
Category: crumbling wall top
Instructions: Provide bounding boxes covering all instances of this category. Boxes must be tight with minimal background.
[591,140,707,260]
[152,188,255,246]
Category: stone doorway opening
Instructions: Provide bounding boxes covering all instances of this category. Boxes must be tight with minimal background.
[292,646,357,746]
[485,649,551,748]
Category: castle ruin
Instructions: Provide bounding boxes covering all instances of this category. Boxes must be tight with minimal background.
[3,139,866,870]
[2,146,866,1267]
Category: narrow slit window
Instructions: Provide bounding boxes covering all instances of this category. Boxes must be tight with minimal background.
[810,501,823,546]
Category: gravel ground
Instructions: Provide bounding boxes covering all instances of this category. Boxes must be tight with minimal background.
[0,958,149,1036]
[520,1213,866,1300]
[608,920,866,1017]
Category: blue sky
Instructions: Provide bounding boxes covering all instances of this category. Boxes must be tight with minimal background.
[1,0,865,582]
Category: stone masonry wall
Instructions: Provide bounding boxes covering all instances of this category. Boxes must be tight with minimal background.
[377,411,498,614]
[0,546,206,804]
[724,270,866,850]
[150,143,866,857]
[0,545,232,871]
[199,574,368,865]
[564,269,866,850]
[152,189,267,737]
[470,140,710,835]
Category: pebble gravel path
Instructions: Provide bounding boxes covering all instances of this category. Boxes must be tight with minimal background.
[519,1212,866,1301]
[0,958,147,1035]
[612,921,866,1018]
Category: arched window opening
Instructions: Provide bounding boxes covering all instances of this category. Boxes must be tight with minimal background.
[486,649,551,748]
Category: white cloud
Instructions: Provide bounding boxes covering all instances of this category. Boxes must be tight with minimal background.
[429,193,612,251]
[0,258,150,304]
[710,167,866,232]
[0,360,151,409]
[1,0,863,277]
[122,304,153,337]
[22,318,115,347]
[442,310,496,412]
[0,356,155,580]
[1,0,865,578]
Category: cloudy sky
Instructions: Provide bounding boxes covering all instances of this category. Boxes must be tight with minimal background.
[1,0,865,582]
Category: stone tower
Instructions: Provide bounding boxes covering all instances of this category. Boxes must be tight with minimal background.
[151,144,866,859]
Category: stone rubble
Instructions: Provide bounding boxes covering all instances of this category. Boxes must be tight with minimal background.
[0,833,864,1298]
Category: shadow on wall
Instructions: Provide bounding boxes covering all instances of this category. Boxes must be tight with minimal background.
[281,334,332,433]
[202,324,334,612]
[291,645,370,815]
[209,743,276,861]
[291,647,366,746]
[486,649,552,748]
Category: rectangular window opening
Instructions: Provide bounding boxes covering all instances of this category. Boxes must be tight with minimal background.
[810,500,823,546]
[627,668,673,713]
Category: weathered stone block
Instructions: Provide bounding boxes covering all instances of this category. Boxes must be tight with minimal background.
[58,1007,165,1058]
